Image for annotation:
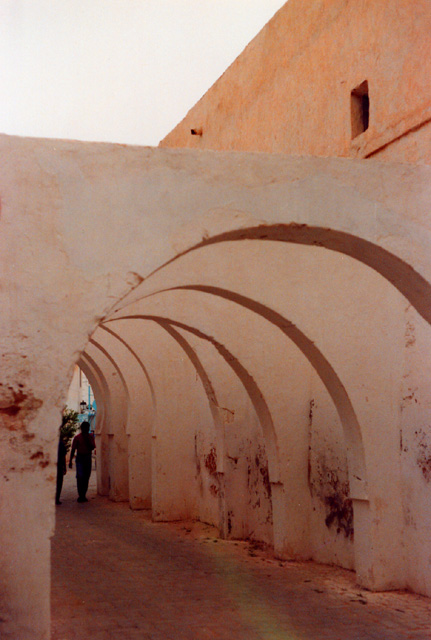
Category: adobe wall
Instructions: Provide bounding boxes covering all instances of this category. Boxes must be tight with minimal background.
[1,135,431,637]
[160,0,431,165]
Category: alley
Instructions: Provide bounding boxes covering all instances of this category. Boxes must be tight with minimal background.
[51,472,431,640]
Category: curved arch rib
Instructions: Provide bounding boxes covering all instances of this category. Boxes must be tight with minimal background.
[105,314,282,483]
[104,318,223,465]
[89,338,131,409]
[98,324,157,418]
[141,223,431,327]
[124,284,368,500]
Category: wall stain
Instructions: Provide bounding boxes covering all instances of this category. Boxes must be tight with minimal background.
[227,510,233,535]
[405,321,416,348]
[29,450,50,469]
[401,387,418,411]
[194,434,201,474]
[324,485,353,538]
[0,383,42,422]
[311,459,353,539]
[0,382,49,472]
[209,483,218,497]
[246,442,273,528]
[252,445,272,499]
[307,399,315,490]
[204,446,217,476]
[415,428,431,482]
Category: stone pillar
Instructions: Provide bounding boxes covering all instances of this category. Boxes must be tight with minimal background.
[107,433,129,501]
[0,469,53,639]
[0,405,56,640]
[128,430,152,509]
[353,496,405,591]
[95,432,110,496]
[271,481,311,560]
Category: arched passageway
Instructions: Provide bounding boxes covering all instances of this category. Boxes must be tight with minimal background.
[2,137,431,638]
[94,228,427,591]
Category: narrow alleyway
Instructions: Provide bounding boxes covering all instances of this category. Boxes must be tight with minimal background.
[51,472,431,640]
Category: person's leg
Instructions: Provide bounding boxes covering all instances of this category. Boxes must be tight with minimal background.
[55,468,63,504]
[76,456,91,501]
[81,456,92,500]
[76,458,86,501]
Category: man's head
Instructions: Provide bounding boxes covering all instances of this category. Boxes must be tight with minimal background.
[81,421,90,434]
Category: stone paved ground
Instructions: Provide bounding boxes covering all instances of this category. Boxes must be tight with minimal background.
[51,472,431,639]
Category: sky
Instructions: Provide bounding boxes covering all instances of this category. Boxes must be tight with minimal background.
[0,1,286,147]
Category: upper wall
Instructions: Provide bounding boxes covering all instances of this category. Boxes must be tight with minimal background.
[160,0,431,164]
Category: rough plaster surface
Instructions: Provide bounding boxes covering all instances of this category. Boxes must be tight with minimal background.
[1,135,431,637]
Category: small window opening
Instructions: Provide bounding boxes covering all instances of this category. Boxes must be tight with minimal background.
[351,80,369,139]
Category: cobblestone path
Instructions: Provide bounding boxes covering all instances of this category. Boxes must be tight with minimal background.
[51,473,431,639]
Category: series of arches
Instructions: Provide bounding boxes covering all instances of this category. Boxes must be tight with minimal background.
[2,140,431,638]
[81,224,431,593]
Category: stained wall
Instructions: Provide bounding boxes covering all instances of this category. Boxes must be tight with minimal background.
[1,136,431,637]
[156,0,431,593]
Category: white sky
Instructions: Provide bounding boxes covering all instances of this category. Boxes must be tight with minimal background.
[0,1,286,146]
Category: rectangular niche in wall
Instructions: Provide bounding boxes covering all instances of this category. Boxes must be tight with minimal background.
[351,80,369,139]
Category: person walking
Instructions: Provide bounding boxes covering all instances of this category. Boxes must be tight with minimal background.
[69,421,96,503]
[55,428,67,505]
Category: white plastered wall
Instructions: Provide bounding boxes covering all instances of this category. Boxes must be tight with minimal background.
[1,135,431,637]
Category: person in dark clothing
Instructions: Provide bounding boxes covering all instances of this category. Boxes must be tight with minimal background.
[55,429,67,505]
[69,421,96,503]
